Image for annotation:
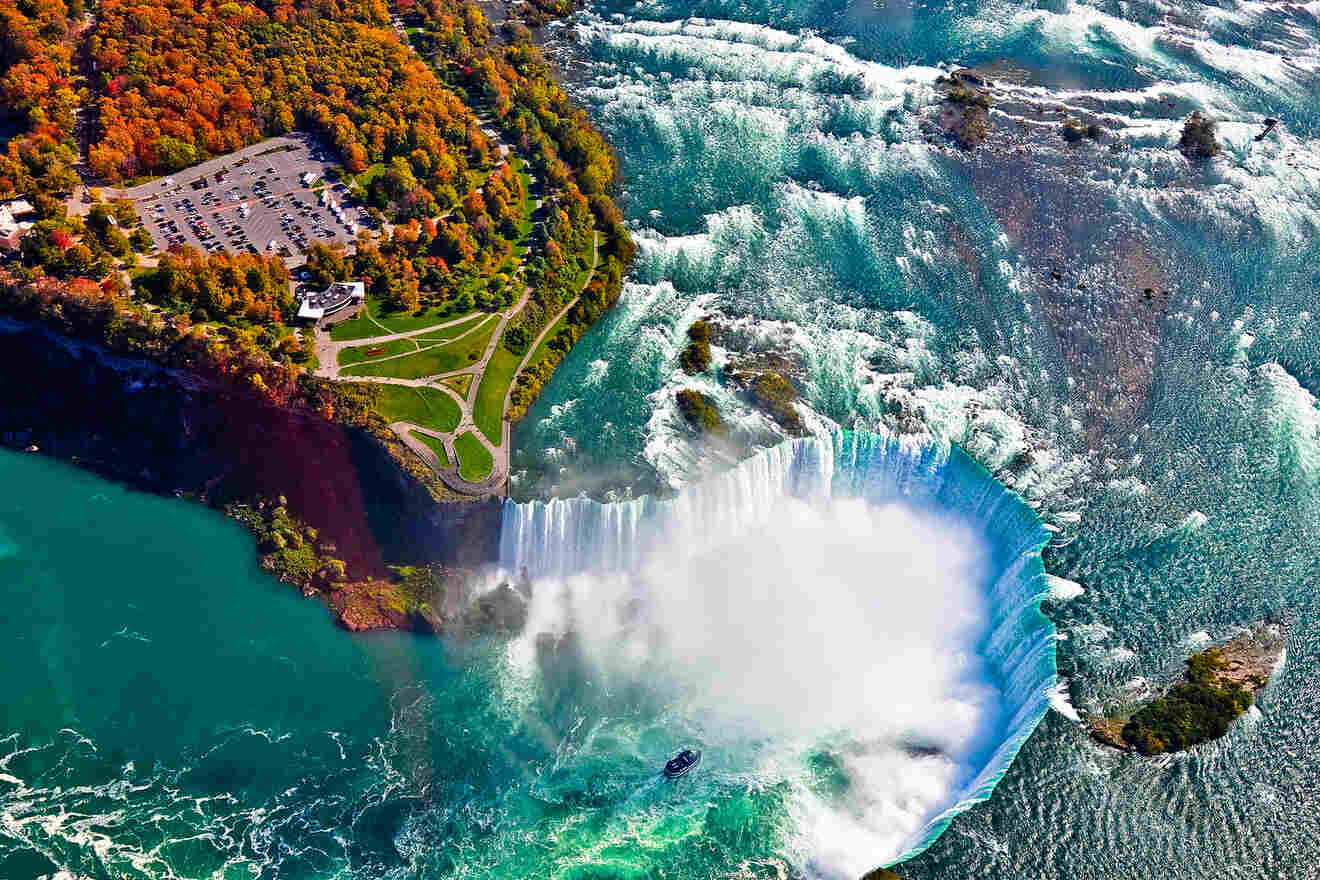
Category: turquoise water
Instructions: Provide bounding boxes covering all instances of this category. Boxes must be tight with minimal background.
[502,0,1320,874]
[0,430,1058,878]
[502,430,1058,869]
[7,0,1320,874]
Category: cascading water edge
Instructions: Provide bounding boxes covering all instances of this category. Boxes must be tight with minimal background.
[499,428,1059,870]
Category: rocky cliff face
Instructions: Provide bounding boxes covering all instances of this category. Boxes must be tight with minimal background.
[0,320,502,579]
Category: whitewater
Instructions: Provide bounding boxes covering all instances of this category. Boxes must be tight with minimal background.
[4,0,1320,874]
[505,0,1320,874]
[502,430,1057,872]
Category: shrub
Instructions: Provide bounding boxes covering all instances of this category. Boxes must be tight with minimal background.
[747,372,802,432]
[1119,647,1254,754]
[676,389,724,435]
[679,339,711,374]
[947,84,992,109]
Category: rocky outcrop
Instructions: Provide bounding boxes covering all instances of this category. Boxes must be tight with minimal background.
[933,73,995,150]
[1179,111,1220,161]
[676,388,724,435]
[0,320,504,627]
[1089,623,1286,754]
[727,369,805,435]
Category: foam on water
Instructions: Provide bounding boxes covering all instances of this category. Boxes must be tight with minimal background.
[501,429,1057,869]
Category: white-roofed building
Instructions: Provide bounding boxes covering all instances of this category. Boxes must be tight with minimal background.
[297,280,365,323]
[0,199,36,252]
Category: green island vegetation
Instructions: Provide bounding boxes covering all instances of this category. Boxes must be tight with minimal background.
[454,430,493,482]
[364,383,462,434]
[937,78,993,149]
[676,388,724,435]
[861,869,905,880]
[733,370,804,434]
[679,318,713,374]
[1119,647,1258,755]
[409,429,451,466]
[226,498,348,591]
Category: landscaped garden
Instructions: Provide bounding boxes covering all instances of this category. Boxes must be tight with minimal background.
[454,431,494,482]
[409,430,451,466]
[363,384,462,434]
[340,317,498,380]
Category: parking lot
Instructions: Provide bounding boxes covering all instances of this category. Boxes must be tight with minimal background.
[115,135,373,267]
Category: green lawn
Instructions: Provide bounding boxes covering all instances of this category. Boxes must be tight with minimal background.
[337,335,418,367]
[364,384,462,433]
[340,317,498,380]
[337,313,487,365]
[510,155,535,258]
[442,374,472,397]
[454,431,493,482]
[411,312,488,343]
[474,344,518,443]
[409,429,450,466]
[330,297,484,342]
[527,309,573,370]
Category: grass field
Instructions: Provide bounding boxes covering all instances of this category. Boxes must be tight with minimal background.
[409,430,451,466]
[337,313,487,366]
[454,431,494,482]
[365,384,462,433]
[337,335,418,367]
[330,297,485,342]
[340,317,498,380]
[474,345,519,443]
[411,312,489,344]
[442,374,472,397]
[525,311,573,370]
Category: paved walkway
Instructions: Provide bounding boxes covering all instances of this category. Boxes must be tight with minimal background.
[314,231,599,496]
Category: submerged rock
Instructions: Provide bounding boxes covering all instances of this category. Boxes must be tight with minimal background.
[936,82,994,150]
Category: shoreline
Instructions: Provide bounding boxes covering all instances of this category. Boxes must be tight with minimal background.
[1089,623,1287,754]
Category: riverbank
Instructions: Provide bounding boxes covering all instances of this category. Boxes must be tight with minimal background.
[0,319,506,633]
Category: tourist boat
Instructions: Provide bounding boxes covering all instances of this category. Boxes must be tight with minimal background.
[663,749,701,779]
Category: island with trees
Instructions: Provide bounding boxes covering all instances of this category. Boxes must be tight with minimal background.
[1090,624,1286,755]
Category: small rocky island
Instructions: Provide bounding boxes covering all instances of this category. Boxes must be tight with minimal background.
[1090,624,1286,754]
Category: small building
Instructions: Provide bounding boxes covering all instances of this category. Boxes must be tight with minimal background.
[297,280,365,324]
[0,199,36,253]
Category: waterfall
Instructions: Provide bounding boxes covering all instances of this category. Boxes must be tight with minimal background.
[499,428,1057,864]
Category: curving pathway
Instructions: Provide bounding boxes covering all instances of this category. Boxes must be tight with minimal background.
[314,231,600,496]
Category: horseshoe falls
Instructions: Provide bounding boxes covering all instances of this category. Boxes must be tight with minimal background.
[505,0,1320,875]
[4,0,1320,871]
[501,430,1057,872]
